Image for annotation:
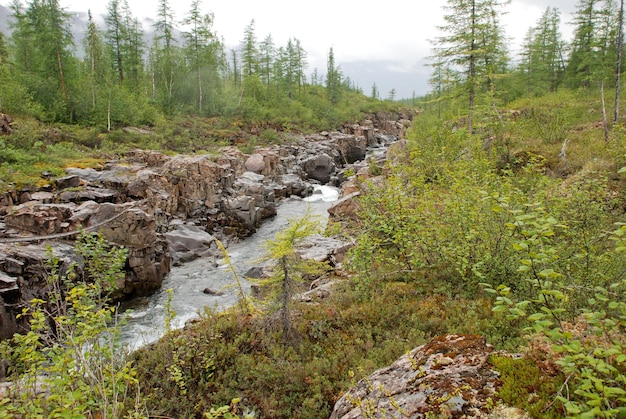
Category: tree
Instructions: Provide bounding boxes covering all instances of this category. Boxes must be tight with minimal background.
[616,0,624,124]
[241,19,257,77]
[260,212,327,353]
[388,88,396,101]
[518,7,566,95]
[371,83,378,99]
[326,47,341,105]
[83,10,107,113]
[430,0,510,134]
[182,0,222,114]
[258,33,275,89]
[152,0,179,112]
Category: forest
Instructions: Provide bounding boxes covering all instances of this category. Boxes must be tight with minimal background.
[0,0,626,417]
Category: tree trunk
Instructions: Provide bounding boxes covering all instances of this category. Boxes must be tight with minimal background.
[616,0,624,124]
[280,256,292,353]
[468,0,476,135]
[55,44,67,104]
[601,80,609,142]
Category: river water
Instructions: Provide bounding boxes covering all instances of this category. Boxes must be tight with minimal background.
[119,185,340,350]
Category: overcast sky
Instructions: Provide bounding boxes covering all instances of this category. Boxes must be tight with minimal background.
[1,0,579,98]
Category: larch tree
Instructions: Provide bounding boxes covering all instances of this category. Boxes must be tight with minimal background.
[430,0,510,134]
[18,0,76,121]
[105,0,125,85]
[153,0,178,112]
[84,10,107,112]
[326,47,341,105]
[519,7,566,96]
[258,34,275,90]
[241,19,258,77]
[182,0,222,114]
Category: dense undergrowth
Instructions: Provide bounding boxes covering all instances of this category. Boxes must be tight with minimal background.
[1,88,626,418]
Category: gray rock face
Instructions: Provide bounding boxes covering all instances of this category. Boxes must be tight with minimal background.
[330,334,501,419]
[301,153,336,184]
[165,224,217,265]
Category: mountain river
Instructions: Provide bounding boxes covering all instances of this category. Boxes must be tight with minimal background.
[119,185,340,350]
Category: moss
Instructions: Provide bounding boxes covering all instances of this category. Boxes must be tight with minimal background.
[490,354,565,418]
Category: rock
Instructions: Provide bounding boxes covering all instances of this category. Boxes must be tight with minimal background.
[330,334,501,419]
[301,153,336,184]
[333,133,367,164]
[296,235,353,266]
[54,175,81,190]
[244,151,280,177]
[327,192,362,222]
[245,153,266,174]
[0,113,13,134]
[165,224,217,265]
[203,287,223,296]
[244,265,273,279]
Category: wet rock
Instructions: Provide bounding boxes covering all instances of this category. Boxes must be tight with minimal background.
[165,224,217,265]
[244,266,273,279]
[331,334,502,419]
[203,287,223,296]
[334,133,367,164]
[301,153,336,184]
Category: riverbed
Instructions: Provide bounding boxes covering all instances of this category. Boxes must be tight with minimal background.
[119,185,339,350]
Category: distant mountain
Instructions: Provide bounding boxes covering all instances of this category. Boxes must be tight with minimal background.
[341,60,431,99]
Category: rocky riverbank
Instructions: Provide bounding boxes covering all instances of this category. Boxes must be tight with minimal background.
[0,111,414,339]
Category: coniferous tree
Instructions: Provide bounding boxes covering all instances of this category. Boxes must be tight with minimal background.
[326,47,341,105]
[258,34,275,89]
[371,83,378,99]
[518,7,566,95]
[152,0,179,112]
[105,0,126,85]
[241,19,258,77]
[182,0,222,114]
[616,0,624,124]
[430,0,510,134]
[84,10,107,112]
[12,0,77,121]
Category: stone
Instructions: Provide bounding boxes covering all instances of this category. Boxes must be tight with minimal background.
[165,224,217,265]
[301,153,336,184]
[330,334,502,419]
[203,287,223,296]
[55,175,81,190]
[327,192,362,222]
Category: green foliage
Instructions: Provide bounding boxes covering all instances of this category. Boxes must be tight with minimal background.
[490,355,565,417]
[486,201,626,417]
[258,210,328,351]
[0,231,144,418]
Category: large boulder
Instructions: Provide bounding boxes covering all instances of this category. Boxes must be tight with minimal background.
[165,224,218,266]
[330,334,503,419]
[327,192,362,222]
[301,153,336,184]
